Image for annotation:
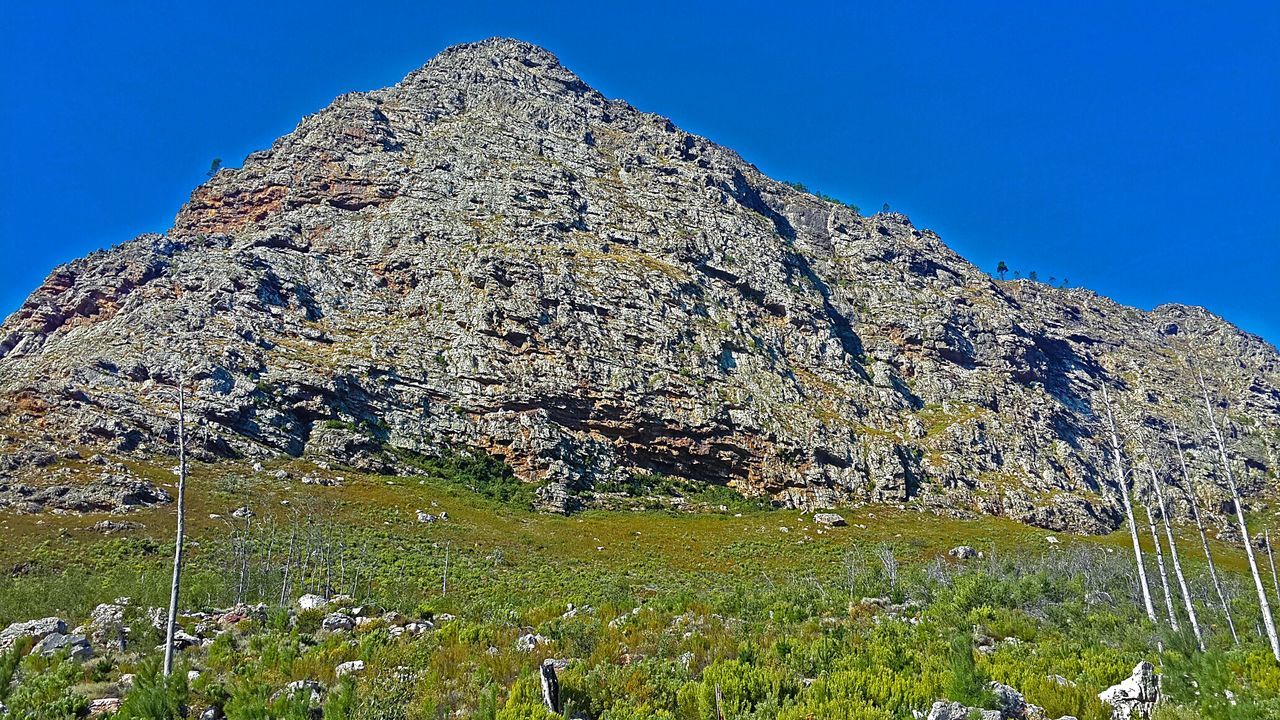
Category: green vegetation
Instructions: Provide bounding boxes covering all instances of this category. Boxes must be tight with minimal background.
[781,181,860,214]
[594,472,771,513]
[392,446,539,508]
[0,457,1277,719]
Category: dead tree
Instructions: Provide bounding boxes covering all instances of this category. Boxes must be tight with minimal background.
[1197,370,1280,662]
[1102,384,1158,623]
[1173,424,1238,644]
[1144,501,1179,630]
[539,660,561,714]
[1146,460,1204,649]
[1268,529,1280,604]
[163,369,189,677]
[280,523,298,605]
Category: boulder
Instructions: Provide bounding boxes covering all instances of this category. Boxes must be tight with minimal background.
[335,660,366,677]
[988,681,1026,718]
[1098,661,1160,720]
[0,616,67,652]
[78,602,127,650]
[36,632,93,661]
[948,545,978,560]
[88,698,122,716]
[322,613,355,632]
[272,680,325,706]
[925,701,1000,720]
[298,594,329,611]
[516,633,549,652]
[813,512,847,527]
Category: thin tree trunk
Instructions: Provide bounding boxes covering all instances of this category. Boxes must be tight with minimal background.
[1102,384,1158,623]
[1174,423,1238,644]
[1267,529,1280,604]
[1146,502,1180,630]
[280,525,297,606]
[1197,370,1280,662]
[261,519,276,603]
[163,372,188,677]
[325,523,333,600]
[1148,461,1204,649]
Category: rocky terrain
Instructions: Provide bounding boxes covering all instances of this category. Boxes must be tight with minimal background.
[1,38,1276,533]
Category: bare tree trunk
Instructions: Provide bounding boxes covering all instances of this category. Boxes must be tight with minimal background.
[1147,461,1204,649]
[163,372,188,677]
[442,542,450,596]
[539,660,561,714]
[324,524,333,600]
[1198,370,1280,662]
[280,525,297,606]
[261,519,276,603]
[1145,502,1180,630]
[1174,424,1238,644]
[236,515,252,604]
[1102,384,1158,623]
[1267,529,1280,604]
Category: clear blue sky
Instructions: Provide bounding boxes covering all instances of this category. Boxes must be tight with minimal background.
[2,1,1277,343]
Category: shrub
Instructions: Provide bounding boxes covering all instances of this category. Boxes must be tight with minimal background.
[115,657,189,719]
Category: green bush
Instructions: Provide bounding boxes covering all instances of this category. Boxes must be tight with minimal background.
[115,657,189,719]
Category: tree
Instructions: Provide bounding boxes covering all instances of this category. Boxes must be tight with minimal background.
[206,158,222,178]
[1144,457,1204,650]
[1173,422,1238,644]
[1144,501,1179,630]
[1028,271,1039,282]
[163,365,189,677]
[1101,384,1158,623]
[1195,368,1279,662]
[996,261,1008,280]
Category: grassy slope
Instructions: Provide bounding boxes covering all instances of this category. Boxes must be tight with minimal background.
[0,455,1259,626]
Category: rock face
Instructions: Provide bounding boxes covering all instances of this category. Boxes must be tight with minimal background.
[0,477,170,514]
[0,38,1277,533]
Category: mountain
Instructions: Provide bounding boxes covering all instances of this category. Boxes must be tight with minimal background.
[1,38,1276,534]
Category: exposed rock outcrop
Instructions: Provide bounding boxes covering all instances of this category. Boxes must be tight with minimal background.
[1,38,1276,534]
[1098,661,1160,720]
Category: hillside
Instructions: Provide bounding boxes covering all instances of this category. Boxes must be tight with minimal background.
[1,38,1277,536]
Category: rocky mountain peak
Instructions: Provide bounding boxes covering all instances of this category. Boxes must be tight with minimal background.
[1,39,1276,534]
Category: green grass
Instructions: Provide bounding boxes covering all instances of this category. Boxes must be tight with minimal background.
[1,455,1278,719]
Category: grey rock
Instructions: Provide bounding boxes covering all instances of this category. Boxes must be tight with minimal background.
[36,632,93,661]
[322,613,355,632]
[335,659,365,677]
[813,512,847,527]
[272,680,324,706]
[988,680,1027,717]
[78,602,127,650]
[0,616,67,652]
[88,698,122,716]
[948,545,978,559]
[297,593,328,610]
[0,38,1276,535]
[0,476,170,515]
[516,632,548,652]
[1098,661,1160,720]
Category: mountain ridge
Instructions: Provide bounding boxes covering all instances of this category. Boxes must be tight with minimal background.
[2,37,1277,535]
